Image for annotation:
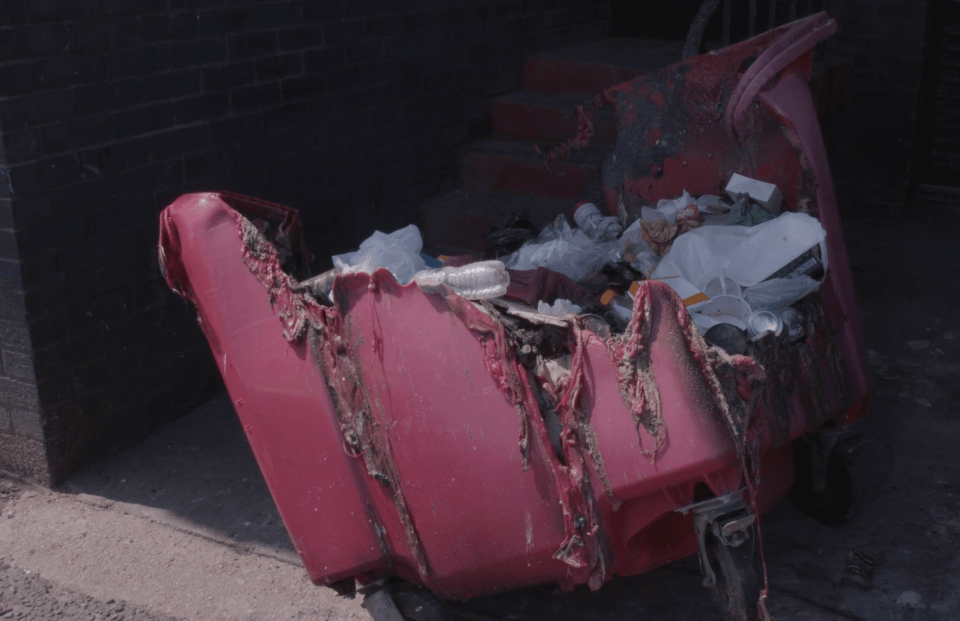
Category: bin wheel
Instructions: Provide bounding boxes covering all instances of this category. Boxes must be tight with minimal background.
[390,584,456,621]
[791,437,858,526]
[705,534,760,621]
[362,581,456,621]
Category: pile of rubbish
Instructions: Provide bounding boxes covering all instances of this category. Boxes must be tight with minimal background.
[321,173,827,357]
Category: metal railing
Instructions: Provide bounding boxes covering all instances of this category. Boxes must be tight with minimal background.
[684,0,831,58]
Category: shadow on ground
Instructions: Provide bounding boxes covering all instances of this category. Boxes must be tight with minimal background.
[64,396,296,560]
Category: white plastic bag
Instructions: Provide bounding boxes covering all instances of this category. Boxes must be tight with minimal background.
[504,215,620,282]
[332,224,427,285]
[743,276,820,312]
[651,212,827,288]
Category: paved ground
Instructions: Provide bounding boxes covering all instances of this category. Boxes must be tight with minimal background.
[0,557,179,621]
[1,204,958,620]
[0,402,367,621]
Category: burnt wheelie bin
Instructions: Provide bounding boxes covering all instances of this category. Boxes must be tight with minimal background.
[159,13,869,621]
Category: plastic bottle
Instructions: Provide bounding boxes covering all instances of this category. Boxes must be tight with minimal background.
[600,288,635,331]
[413,260,510,300]
[572,202,623,242]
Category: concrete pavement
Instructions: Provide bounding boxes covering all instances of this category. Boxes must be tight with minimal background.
[0,398,366,621]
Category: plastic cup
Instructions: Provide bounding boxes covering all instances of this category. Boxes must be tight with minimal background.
[696,295,751,331]
[696,274,743,299]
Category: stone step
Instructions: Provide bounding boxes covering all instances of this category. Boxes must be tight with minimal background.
[523,37,684,95]
[456,137,604,201]
[490,90,617,143]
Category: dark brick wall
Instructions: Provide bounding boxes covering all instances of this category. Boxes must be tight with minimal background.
[0,0,610,484]
[0,179,49,482]
[824,0,930,215]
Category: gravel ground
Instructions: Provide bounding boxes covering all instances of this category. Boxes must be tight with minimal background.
[0,560,181,621]
[0,471,366,621]
[0,479,181,621]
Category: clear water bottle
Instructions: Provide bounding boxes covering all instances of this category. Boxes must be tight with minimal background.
[600,289,633,331]
[414,260,509,300]
[573,201,623,242]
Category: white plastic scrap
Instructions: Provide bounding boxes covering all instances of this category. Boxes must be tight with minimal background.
[332,224,426,284]
[696,194,730,214]
[536,298,582,317]
[651,189,695,224]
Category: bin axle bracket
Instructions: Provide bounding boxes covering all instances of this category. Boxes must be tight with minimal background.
[677,490,756,588]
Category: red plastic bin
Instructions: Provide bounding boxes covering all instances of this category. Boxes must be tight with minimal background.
[158,12,868,616]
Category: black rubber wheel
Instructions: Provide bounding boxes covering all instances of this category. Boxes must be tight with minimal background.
[791,438,858,526]
[705,535,760,621]
[390,584,457,621]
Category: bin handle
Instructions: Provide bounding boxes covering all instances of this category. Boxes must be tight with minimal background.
[724,12,837,141]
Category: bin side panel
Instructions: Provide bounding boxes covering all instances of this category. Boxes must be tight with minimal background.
[601,30,816,218]
[160,193,386,586]
[604,442,794,578]
[582,283,748,574]
[346,274,573,598]
[585,288,741,502]
[598,27,868,430]
[577,281,803,578]
[759,69,871,417]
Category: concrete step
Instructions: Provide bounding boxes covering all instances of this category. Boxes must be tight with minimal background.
[420,189,570,256]
[456,137,603,201]
[523,37,684,95]
[490,91,617,144]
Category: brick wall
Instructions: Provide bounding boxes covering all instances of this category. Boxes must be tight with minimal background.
[0,0,611,484]
[823,0,930,215]
[0,192,48,482]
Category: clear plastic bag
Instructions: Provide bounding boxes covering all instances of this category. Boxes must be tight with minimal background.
[743,276,820,312]
[332,224,426,284]
[618,219,660,277]
[654,190,695,224]
[504,215,620,282]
